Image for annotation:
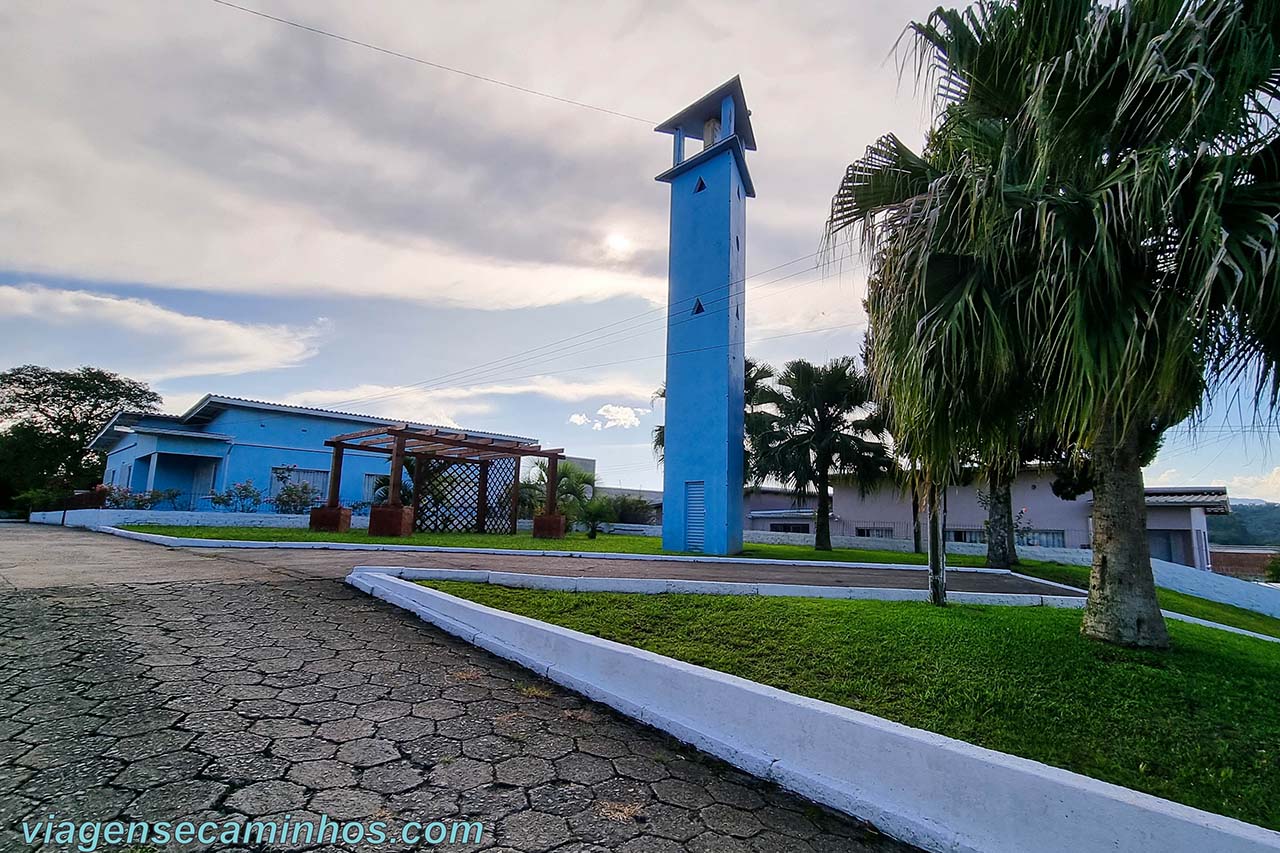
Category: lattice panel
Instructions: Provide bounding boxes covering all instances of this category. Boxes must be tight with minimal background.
[413,456,517,535]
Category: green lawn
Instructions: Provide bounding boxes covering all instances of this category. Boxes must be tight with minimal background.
[426,581,1280,830]
[1013,561,1280,640]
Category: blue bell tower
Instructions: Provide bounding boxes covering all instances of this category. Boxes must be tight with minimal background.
[655,77,756,555]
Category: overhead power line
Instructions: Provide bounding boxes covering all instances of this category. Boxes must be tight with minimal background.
[205,0,656,124]
[321,251,838,410]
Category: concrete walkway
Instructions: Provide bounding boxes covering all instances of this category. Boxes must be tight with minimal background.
[2,525,1077,596]
[0,524,919,852]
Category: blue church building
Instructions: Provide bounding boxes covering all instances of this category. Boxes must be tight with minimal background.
[89,394,537,512]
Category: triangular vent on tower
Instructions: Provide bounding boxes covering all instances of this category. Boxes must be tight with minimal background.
[692,298,705,315]
[694,177,707,193]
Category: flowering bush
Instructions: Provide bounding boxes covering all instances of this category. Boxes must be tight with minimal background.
[272,481,321,514]
[101,485,181,509]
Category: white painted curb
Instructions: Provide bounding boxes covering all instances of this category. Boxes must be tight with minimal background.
[346,570,1280,853]
[351,565,1086,608]
[94,525,1010,573]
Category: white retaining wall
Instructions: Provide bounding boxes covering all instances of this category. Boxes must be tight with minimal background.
[1152,558,1280,619]
[27,509,371,530]
[348,569,1280,853]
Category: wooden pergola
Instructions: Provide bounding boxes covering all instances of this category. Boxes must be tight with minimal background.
[321,424,565,536]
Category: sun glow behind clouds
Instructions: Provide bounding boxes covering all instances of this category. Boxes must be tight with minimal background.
[604,232,634,259]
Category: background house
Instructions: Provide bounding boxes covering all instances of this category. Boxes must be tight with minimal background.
[90,395,537,512]
[830,474,1229,570]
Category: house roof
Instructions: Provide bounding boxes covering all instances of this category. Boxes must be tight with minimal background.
[88,410,184,451]
[90,394,537,452]
[1140,486,1231,514]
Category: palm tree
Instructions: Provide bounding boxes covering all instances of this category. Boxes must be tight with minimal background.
[651,357,776,477]
[754,358,894,551]
[827,0,1280,645]
[526,459,596,522]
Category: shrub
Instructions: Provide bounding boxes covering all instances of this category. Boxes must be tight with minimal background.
[609,494,656,525]
[1266,554,1280,584]
[13,486,73,513]
[578,496,617,540]
[272,481,321,514]
[209,480,263,513]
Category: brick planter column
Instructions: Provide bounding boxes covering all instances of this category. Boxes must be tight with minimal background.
[368,504,414,537]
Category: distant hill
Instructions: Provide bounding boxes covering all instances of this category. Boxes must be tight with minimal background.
[1209,502,1280,546]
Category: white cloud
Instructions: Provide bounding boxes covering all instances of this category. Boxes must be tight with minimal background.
[1213,467,1280,502]
[596,404,649,429]
[0,283,324,381]
[1148,468,1182,486]
[285,376,655,429]
[568,403,651,430]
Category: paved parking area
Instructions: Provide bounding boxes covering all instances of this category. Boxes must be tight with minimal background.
[0,525,1076,596]
[0,525,918,852]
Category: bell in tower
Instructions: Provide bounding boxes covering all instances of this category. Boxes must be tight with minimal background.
[654,77,756,555]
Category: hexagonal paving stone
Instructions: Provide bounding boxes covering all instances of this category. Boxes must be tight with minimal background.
[496,756,557,788]
[700,804,764,839]
[335,737,399,767]
[225,780,309,816]
[287,759,358,790]
[528,781,594,816]
[271,736,338,762]
[113,749,209,789]
[428,757,494,790]
[360,760,424,794]
[499,809,572,851]
[316,717,377,743]
[308,786,385,820]
[128,779,227,820]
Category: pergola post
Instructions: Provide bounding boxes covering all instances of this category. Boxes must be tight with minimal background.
[326,445,343,508]
[388,436,405,506]
[309,442,352,533]
[369,435,413,537]
[545,456,559,516]
[533,455,565,539]
[475,460,490,533]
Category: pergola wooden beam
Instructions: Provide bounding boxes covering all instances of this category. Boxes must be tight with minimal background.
[328,424,413,443]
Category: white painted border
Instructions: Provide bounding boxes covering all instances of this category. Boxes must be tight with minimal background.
[353,565,1085,608]
[347,570,1280,853]
[91,526,1010,573]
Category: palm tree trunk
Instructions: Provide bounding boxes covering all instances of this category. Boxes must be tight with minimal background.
[910,482,923,554]
[927,482,946,606]
[985,469,1016,569]
[814,469,832,551]
[1081,422,1169,648]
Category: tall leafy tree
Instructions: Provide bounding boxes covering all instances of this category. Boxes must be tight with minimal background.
[754,358,895,551]
[0,365,160,508]
[828,0,1280,646]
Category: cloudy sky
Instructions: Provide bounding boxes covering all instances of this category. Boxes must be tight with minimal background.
[2,0,1277,496]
